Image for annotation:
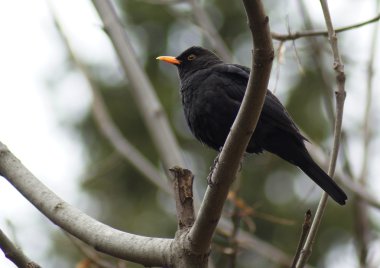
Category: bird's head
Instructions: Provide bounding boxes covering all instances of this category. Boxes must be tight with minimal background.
[157,46,222,80]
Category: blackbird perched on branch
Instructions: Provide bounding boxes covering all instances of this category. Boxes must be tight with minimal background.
[157,46,347,205]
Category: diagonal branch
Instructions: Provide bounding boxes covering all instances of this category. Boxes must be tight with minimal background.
[49,6,305,266]
[0,228,41,268]
[354,4,379,264]
[291,210,312,268]
[0,142,172,267]
[295,1,347,266]
[187,0,233,62]
[188,0,274,254]
[91,0,184,171]
[47,2,168,193]
[64,232,116,268]
[308,144,380,209]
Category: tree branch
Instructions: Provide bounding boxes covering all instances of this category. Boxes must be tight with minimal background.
[354,4,379,264]
[0,142,172,267]
[309,144,380,209]
[291,210,312,268]
[49,7,302,266]
[0,228,41,268]
[188,0,274,254]
[47,2,169,194]
[91,0,185,171]
[217,217,315,268]
[169,166,196,229]
[295,0,335,124]
[187,0,233,62]
[271,12,380,41]
[64,232,116,268]
[295,1,347,266]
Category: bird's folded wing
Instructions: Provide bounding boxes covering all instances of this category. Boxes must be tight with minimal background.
[211,64,307,140]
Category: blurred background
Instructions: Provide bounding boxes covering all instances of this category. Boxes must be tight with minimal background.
[0,0,379,267]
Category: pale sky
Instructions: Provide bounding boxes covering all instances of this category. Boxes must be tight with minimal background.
[0,0,379,267]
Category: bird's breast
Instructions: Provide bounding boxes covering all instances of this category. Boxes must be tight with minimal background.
[180,82,239,150]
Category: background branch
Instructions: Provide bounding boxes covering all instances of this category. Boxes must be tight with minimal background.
[48,2,169,194]
[295,0,335,124]
[64,232,117,268]
[0,228,40,268]
[187,0,233,62]
[354,3,379,264]
[91,0,185,171]
[296,0,347,266]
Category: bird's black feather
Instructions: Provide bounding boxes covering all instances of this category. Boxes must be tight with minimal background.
[164,46,347,205]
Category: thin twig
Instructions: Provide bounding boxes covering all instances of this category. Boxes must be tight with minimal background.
[291,210,312,268]
[271,13,380,41]
[140,0,185,4]
[188,0,273,254]
[226,177,242,268]
[0,228,41,268]
[296,0,335,123]
[309,143,380,210]
[295,0,347,266]
[64,232,116,268]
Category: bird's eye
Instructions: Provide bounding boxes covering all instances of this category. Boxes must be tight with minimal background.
[187,54,196,61]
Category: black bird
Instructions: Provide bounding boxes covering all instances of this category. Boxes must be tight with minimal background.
[157,46,347,205]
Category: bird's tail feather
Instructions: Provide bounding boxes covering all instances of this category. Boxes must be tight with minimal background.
[299,158,347,205]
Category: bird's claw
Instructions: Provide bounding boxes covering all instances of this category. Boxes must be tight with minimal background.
[207,153,220,187]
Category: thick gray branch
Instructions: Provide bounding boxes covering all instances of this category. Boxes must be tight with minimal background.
[0,142,172,267]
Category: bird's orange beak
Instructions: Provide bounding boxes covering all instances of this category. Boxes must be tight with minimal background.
[156,56,181,65]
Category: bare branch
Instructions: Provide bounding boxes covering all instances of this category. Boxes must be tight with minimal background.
[354,4,379,264]
[217,217,315,268]
[187,0,233,62]
[295,0,335,123]
[291,210,312,268]
[140,0,185,4]
[49,6,301,266]
[91,0,184,171]
[188,0,273,254]
[295,0,347,266]
[64,233,116,268]
[0,142,172,266]
[47,2,169,194]
[169,166,196,229]
[309,144,380,209]
[0,228,41,268]
[272,13,380,41]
